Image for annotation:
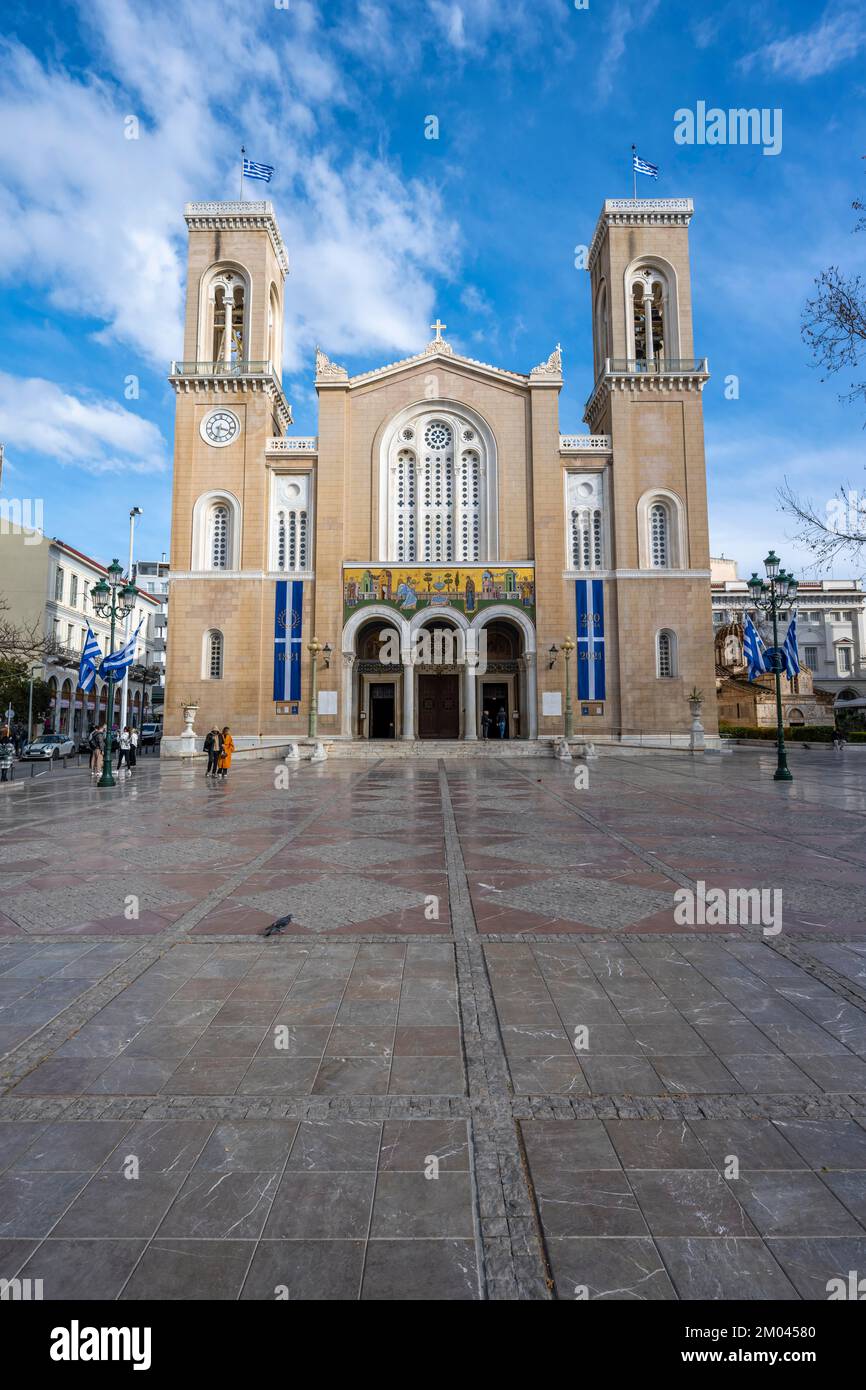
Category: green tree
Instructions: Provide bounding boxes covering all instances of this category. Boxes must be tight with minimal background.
[0,657,51,728]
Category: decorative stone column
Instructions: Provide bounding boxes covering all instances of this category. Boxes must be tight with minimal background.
[341,653,355,737]
[401,651,415,740]
[524,651,538,740]
[463,632,478,740]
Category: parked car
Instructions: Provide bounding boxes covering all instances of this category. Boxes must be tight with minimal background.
[21,735,76,761]
[139,723,162,747]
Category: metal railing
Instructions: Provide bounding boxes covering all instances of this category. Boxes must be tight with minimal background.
[169,360,277,377]
[605,358,709,375]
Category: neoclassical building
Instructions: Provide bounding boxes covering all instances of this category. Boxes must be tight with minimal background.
[163,196,718,752]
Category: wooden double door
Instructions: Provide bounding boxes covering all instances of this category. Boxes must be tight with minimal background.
[418,674,460,740]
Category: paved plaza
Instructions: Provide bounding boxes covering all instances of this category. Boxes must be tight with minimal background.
[1,748,866,1299]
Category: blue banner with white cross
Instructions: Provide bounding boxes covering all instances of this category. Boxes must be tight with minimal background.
[273,579,303,702]
[575,578,605,701]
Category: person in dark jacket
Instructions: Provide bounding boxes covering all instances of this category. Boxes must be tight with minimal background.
[496,706,507,739]
[0,727,15,782]
[204,726,223,777]
[481,709,492,740]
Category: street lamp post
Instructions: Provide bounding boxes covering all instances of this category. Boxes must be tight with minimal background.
[27,666,38,742]
[120,507,142,729]
[90,560,137,788]
[747,550,799,784]
[562,636,576,739]
[307,638,322,739]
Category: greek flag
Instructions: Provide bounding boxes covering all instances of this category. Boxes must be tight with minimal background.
[78,626,103,693]
[633,152,659,179]
[243,157,274,183]
[782,613,801,677]
[743,614,769,682]
[100,618,143,678]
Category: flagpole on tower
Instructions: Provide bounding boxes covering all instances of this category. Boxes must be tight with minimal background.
[631,145,637,199]
[240,146,245,201]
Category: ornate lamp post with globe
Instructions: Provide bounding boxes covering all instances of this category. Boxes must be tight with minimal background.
[90,560,137,788]
[747,550,799,784]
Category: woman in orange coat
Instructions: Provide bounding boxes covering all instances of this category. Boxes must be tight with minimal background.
[217,726,234,778]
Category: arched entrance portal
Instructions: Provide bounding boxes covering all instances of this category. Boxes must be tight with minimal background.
[341,603,537,740]
[354,617,402,739]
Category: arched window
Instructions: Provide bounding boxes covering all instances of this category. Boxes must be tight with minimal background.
[270,474,311,572]
[594,280,610,374]
[625,259,679,365]
[205,630,223,680]
[267,283,282,376]
[211,505,229,569]
[198,263,251,366]
[383,409,494,563]
[192,491,242,571]
[650,503,669,568]
[656,629,677,678]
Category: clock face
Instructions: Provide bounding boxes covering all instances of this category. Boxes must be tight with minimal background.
[201,410,240,447]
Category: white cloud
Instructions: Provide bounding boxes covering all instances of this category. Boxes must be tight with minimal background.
[0,373,166,474]
[596,0,661,101]
[740,5,866,81]
[0,0,463,375]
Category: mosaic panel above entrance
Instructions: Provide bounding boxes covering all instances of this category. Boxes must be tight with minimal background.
[343,566,535,621]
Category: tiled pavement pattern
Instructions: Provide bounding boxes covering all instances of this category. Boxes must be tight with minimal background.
[0,748,865,1298]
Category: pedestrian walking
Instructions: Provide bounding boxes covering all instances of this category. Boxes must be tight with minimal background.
[0,727,15,782]
[89,723,105,777]
[116,726,132,773]
[481,708,491,740]
[217,726,234,779]
[129,726,139,770]
[833,728,847,752]
[203,726,223,777]
[496,706,507,739]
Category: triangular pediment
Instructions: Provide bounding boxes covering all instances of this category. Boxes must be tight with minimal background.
[314,340,562,390]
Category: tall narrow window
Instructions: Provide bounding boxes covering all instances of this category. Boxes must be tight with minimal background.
[206,630,223,679]
[395,450,416,561]
[650,503,669,568]
[211,505,229,569]
[422,420,453,562]
[657,630,676,678]
[459,450,480,561]
[54,567,64,601]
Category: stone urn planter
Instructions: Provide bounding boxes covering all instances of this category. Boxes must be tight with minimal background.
[687,688,705,752]
[179,701,199,758]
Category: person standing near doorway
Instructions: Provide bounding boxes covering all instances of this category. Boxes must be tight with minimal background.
[204,726,223,777]
[481,708,491,740]
[217,726,234,779]
[496,706,507,739]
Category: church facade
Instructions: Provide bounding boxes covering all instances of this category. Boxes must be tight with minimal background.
[163,196,718,753]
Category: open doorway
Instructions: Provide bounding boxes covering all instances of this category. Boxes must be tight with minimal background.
[482,682,509,739]
[369,682,396,739]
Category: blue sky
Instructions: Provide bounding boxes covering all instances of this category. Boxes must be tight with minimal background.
[0,0,864,577]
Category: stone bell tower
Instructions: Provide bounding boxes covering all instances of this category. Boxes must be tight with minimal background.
[162,201,295,752]
[584,198,718,736]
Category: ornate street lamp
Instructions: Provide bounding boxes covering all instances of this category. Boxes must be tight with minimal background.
[562,636,576,739]
[307,637,322,739]
[90,560,136,787]
[746,551,800,783]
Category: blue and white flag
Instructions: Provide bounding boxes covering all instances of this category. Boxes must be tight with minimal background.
[782,612,801,677]
[100,618,143,678]
[243,157,274,183]
[633,152,659,179]
[78,626,103,693]
[743,614,770,682]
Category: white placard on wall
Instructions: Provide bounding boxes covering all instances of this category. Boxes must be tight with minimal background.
[542,691,562,717]
[318,690,338,715]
